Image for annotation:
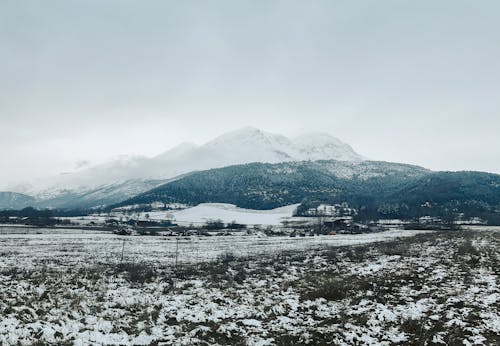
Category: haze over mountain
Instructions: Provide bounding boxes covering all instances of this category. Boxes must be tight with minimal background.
[0,192,36,210]
[3,127,364,208]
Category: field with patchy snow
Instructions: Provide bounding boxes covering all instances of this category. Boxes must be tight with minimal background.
[0,228,426,267]
[0,228,499,345]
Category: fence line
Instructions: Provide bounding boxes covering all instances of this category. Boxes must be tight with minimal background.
[0,228,430,270]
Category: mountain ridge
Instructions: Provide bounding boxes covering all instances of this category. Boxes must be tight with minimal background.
[3,127,364,208]
[117,160,431,210]
[114,160,500,223]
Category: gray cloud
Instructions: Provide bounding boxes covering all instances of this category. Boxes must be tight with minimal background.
[1,0,499,188]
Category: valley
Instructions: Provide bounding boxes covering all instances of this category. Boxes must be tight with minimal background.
[1,128,499,345]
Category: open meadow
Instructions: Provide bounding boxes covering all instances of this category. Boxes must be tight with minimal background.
[0,228,498,345]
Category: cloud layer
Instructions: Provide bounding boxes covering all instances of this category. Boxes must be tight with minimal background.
[1,1,499,187]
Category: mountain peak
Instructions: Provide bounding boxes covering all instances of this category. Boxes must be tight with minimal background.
[201,127,363,163]
[205,127,282,146]
[229,126,262,135]
[292,132,363,161]
[293,131,342,143]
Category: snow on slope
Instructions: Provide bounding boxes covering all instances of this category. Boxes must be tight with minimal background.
[198,127,363,165]
[148,203,299,226]
[28,155,150,196]
[292,132,364,161]
[14,127,364,200]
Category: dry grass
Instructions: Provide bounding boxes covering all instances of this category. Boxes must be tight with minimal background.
[0,229,498,345]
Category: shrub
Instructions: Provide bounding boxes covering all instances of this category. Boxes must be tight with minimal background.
[116,262,156,283]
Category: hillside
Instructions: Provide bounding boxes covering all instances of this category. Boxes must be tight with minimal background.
[117,161,500,223]
[0,192,36,210]
[380,171,500,221]
[117,160,430,209]
[32,179,169,210]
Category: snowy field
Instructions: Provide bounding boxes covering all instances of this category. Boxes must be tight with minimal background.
[60,203,300,226]
[0,228,498,345]
[0,228,426,268]
[169,203,299,226]
[138,203,299,226]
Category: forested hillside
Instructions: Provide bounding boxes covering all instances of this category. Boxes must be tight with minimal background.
[117,161,500,223]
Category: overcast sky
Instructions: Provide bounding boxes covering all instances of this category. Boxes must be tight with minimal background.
[1,0,499,188]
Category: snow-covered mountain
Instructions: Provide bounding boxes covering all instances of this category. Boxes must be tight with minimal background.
[0,192,36,210]
[6,127,365,208]
[147,127,363,179]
